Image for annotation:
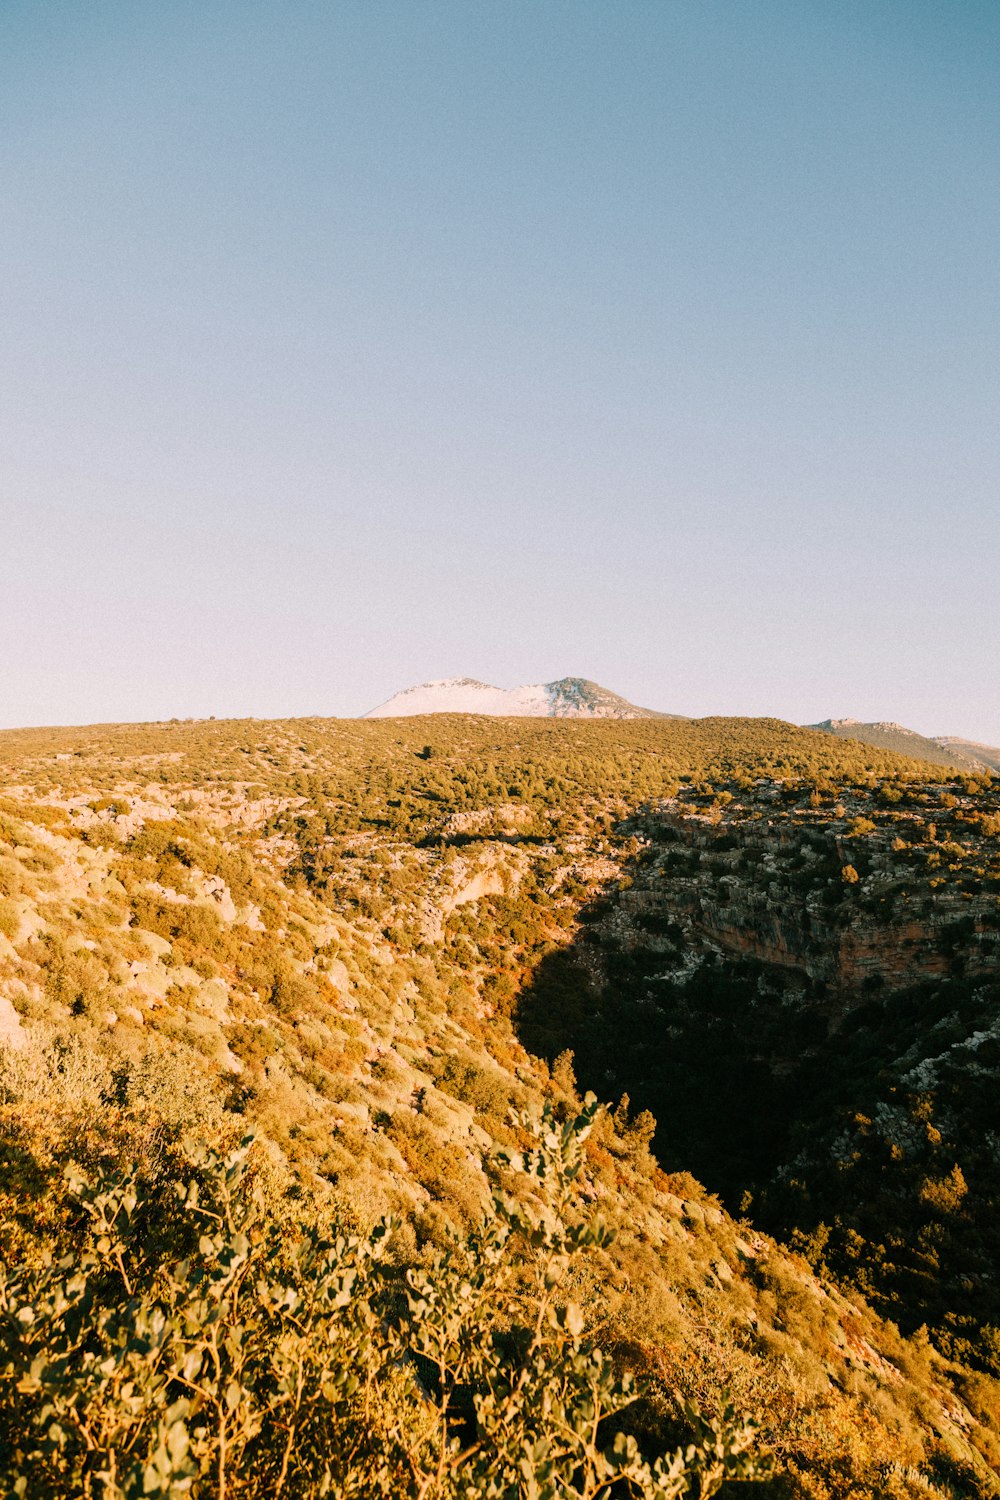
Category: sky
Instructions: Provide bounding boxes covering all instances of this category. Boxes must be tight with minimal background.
[2,1,999,738]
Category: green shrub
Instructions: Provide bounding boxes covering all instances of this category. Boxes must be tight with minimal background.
[0,1097,765,1498]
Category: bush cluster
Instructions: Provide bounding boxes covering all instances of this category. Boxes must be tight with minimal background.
[0,1098,764,1499]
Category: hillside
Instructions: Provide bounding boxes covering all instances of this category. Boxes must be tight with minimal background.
[811,718,1000,773]
[1,714,999,1497]
[938,738,1000,775]
[364,674,672,719]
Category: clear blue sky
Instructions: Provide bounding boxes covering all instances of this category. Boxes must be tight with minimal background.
[2,1,998,738]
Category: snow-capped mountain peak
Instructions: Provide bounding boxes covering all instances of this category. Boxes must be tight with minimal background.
[363,676,671,720]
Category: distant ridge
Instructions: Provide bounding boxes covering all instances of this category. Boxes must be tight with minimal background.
[810,718,1000,773]
[935,736,1000,774]
[363,675,676,720]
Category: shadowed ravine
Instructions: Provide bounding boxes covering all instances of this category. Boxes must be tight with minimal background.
[513,801,1000,1354]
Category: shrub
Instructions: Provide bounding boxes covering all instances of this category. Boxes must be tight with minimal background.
[433,1054,512,1120]
[0,1097,766,1498]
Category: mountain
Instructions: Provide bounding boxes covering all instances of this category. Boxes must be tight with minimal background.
[936,735,1000,774]
[364,674,673,719]
[810,717,1000,772]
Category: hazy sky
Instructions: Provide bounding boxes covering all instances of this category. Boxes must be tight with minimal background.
[2,1,999,737]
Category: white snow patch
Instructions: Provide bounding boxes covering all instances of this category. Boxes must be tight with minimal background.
[365,678,553,718]
[363,676,661,720]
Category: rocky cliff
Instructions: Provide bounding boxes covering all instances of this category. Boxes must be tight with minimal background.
[617,791,1000,1000]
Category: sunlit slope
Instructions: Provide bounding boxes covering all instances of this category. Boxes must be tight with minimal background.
[0,712,944,800]
[1,712,998,1496]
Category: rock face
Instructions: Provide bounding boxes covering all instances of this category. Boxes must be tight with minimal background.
[617,803,1000,1000]
[363,676,673,720]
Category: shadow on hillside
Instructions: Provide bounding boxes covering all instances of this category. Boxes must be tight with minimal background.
[511,844,824,1209]
[0,1131,64,1234]
[418,832,553,850]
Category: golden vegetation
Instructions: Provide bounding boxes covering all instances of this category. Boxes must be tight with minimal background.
[0,713,996,1497]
